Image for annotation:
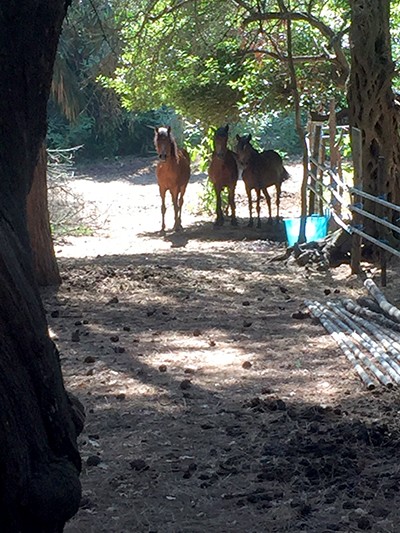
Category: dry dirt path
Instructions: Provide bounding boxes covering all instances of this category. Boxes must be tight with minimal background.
[43,157,400,533]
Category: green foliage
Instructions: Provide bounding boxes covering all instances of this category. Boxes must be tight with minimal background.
[198,178,220,216]
[262,113,304,155]
[49,0,400,163]
[51,222,93,238]
[168,41,246,125]
[47,104,176,159]
[48,0,127,158]
[190,127,214,171]
[98,0,352,140]
[47,106,94,151]
[232,111,304,156]
[101,20,247,125]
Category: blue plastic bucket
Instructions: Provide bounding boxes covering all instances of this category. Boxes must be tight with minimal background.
[284,214,329,246]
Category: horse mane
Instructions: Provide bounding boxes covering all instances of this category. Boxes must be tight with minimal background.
[169,133,179,160]
[245,135,258,155]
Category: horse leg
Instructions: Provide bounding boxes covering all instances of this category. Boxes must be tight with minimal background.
[262,187,272,224]
[246,185,253,227]
[159,187,167,234]
[228,186,238,226]
[275,182,282,222]
[256,189,262,228]
[215,185,224,226]
[171,190,181,231]
[177,186,187,230]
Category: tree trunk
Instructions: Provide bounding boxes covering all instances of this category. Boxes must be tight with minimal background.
[0,2,82,531]
[27,143,61,287]
[347,0,400,238]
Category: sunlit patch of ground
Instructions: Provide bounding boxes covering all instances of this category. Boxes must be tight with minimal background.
[43,157,400,533]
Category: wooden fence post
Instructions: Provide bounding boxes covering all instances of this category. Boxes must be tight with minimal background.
[377,156,388,286]
[351,127,362,274]
[308,122,322,216]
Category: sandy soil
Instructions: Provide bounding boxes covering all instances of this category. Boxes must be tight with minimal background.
[41,156,400,533]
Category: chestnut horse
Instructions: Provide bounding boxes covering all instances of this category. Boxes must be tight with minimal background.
[208,125,239,226]
[154,126,190,233]
[236,134,289,227]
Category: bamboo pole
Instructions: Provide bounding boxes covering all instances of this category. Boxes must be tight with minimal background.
[342,296,400,357]
[308,300,393,387]
[364,278,400,322]
[331,301,400,376]
[372,324,400,358]
[341,297,400,329]
[327,301,400,384]
[305,300,377,389]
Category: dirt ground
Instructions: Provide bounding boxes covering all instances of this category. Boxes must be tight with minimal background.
[42,156,400,533]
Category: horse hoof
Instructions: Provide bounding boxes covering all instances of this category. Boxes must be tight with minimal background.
[231,218,238,227]
[214,218,224,227]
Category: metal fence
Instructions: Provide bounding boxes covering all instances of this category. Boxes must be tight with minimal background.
[306,115,400,286]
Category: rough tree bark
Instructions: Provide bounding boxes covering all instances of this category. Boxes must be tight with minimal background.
[347,0,400,238]
[0,2,82,532]
[27,143,62,287]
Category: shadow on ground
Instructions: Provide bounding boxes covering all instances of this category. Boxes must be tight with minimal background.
[41,242,400,533]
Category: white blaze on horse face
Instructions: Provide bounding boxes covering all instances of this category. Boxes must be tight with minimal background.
[156,127,170,161]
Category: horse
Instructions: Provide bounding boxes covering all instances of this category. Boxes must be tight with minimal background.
[235,134,290,227]
[154,126,191,233]
[207,125,239,226]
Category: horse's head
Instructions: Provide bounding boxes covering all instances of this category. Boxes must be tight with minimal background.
[213,125,229,159]
[154,126,173,161]
[235,134,253,167]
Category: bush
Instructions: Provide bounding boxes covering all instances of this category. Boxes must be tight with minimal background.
[233,111,304,157]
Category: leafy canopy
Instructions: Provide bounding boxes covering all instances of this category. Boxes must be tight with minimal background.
[101,0,351,126]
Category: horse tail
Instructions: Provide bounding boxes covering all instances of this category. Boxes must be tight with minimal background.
[282,166,290,182]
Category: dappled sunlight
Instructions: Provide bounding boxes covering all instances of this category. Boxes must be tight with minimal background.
[47,157,400,533]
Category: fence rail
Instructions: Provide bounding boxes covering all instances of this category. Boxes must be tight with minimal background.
[307,116,400,285]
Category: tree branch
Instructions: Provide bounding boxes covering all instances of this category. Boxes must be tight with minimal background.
[235,5,350,84]
[242,48,333,64]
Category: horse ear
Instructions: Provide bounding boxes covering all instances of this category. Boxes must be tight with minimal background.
[154,127,158,133]
[247,134,252,141]
[236,134,240,141]
[225,124,229,133]
[167,126,172,135]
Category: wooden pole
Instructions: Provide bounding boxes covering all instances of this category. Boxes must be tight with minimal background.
[377,156,388,286]
[328,99,340,215]
[308,122,321,216]
[351,127,362,273]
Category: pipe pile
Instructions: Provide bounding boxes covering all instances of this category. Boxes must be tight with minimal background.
[305,286,400,389]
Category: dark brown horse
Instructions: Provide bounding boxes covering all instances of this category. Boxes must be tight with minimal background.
[236,134,289,227]
[154,126,190,233]
[208,125,239,226]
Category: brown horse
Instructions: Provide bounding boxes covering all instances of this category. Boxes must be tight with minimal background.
[154,126,190,233]
[236,134,289,227]
[208,125,239,226]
